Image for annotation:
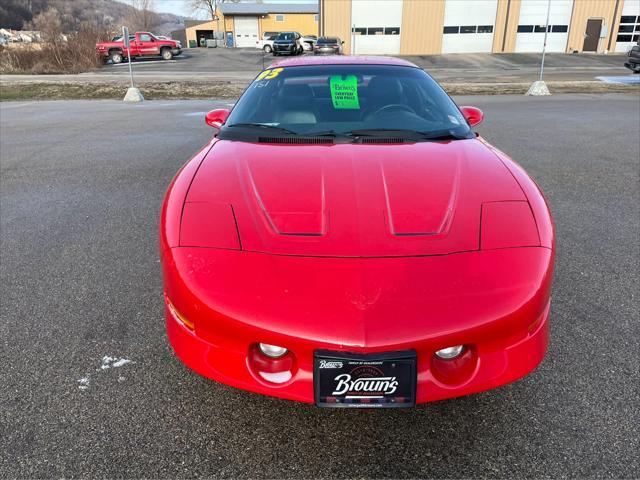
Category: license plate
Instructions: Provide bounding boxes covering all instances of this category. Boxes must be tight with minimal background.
[314,350,416,408]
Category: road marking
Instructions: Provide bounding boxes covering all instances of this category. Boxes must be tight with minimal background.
[1,103,34,109]
[596,76,640,84]
[107,60,178,67]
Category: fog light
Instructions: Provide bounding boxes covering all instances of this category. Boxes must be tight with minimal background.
[435,345,464,359]
[258,343,288,358]
[249,344,297,385]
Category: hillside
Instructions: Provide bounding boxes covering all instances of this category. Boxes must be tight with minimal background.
[0,0,185,34]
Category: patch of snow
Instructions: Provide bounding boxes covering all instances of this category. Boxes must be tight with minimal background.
[78,356,134,391]
[100,356,116,369]
[112,358,132,368]
[100,356,133,370]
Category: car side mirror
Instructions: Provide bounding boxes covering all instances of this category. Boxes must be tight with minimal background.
[460,106,484,127]
[341,41,345,44]
[205,109,230,129]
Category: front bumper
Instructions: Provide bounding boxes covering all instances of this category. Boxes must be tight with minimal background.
[166,295,549,404]
[273,44,296,54]
[624,61,639,71]
[172,48,182,56]
[162,247,554,405]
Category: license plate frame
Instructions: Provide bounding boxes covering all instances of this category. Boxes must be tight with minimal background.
[314,349,417,408]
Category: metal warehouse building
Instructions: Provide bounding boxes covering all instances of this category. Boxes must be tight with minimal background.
[185,3,319,48]
[320,0,640,55]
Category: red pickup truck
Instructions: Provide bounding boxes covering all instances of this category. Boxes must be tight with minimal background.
[96,32,182,64]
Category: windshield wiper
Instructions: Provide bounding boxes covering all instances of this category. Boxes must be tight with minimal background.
[347,128,470,141]
[303,130,356,141]
[419,131,471,141]
[226,123,299,135]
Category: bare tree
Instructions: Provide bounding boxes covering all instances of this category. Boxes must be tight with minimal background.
[189,0,240,22]
[189,0,216,22]
[189,0,238,45]
[123,0,159,31]
[27,6,63,42]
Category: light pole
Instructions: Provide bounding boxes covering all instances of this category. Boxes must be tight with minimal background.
[539,0,552,82]
[123,26,134,88]
[526,0,552,95]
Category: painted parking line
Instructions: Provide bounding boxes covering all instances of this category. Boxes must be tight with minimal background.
[596,76,640,84]
[106,60,179,67]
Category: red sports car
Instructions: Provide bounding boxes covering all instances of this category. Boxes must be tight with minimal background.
[160,56,554,408]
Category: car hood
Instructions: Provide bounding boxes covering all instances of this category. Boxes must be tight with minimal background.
[183,138,526,257]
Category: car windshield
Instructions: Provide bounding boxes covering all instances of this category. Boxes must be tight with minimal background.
[277,33,294,41]
[222,64,472,139]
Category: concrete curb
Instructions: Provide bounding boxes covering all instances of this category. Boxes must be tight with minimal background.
[1,80,638,101]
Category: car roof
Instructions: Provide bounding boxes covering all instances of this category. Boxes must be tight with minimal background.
[271,56,418,68]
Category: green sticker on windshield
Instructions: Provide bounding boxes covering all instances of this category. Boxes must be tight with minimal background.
[330,75,360,110]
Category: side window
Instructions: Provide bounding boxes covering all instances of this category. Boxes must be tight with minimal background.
[139,34,152,42]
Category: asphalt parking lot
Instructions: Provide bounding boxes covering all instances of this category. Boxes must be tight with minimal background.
[1,94,639,478]
[90,48,636,83]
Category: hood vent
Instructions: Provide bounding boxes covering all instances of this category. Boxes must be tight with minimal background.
[359,137,406,144]
[258,136,333,145]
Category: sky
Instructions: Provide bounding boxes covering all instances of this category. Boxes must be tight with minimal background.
[150,0,316,19]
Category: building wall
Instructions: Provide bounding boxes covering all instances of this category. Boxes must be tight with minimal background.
[259,13,319,36]
[193,0,628,54]
[225,16,234,33]
[566,0,619,52]
[614,0,640,52]
[321,0,352,53]
[493,0,522,52]
[399,0,445,55]
[185,9,229,47]
[186,19,222,47]
[185,12,318,47]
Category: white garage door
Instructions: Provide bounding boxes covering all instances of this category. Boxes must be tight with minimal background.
[351,0,403,55]
[515,0,574,52]
[442,0,498,53]
[234,16,259,48]
[614,0,640,53]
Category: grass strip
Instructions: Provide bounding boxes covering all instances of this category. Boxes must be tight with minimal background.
[1,80,638,101]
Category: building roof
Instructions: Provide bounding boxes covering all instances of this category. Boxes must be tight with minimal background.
[184,19,210,28]
[271,56,419,68]
[219,2,318,15]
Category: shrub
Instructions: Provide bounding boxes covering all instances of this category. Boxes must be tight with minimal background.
[0,8,110,74]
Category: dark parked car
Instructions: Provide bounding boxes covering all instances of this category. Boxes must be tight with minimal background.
[313,36,344,55]
[273,31,303,56]
[624,41,640,73]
